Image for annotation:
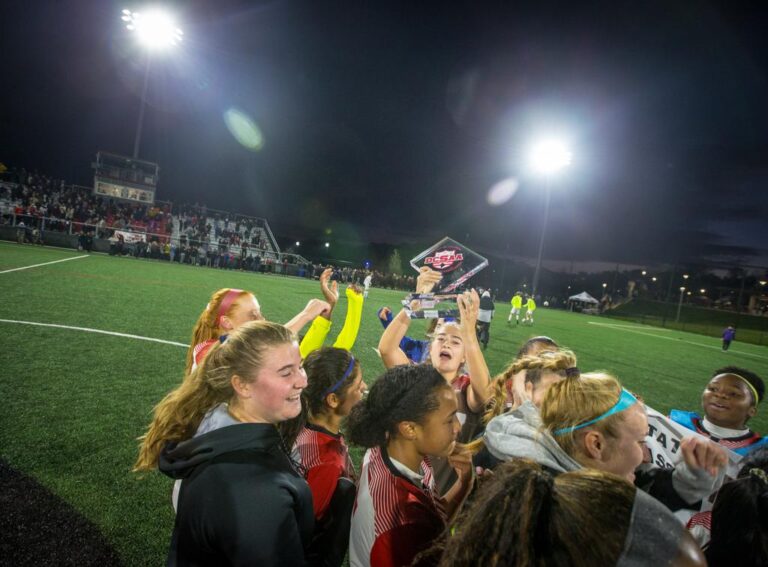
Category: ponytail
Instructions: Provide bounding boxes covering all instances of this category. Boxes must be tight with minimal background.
[185,288,253,374]
[539,373,624,458]
[136,320,294,471]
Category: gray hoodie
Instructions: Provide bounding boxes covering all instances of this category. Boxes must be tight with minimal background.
[484,401,715,510]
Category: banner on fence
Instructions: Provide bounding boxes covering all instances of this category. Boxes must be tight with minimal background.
[114,230,146,244]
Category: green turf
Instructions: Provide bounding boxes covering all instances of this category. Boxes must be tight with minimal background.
[2,241,768,565]
[609,298,768,346]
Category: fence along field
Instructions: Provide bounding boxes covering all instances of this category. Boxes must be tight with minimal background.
[1,242,767,565]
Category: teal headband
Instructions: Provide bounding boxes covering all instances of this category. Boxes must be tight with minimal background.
[553,389,638,436]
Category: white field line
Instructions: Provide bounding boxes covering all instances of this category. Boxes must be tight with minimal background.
[0,319,188,348]
[588,321,768,362]
[588,322,672,332]
[0,254,89,274]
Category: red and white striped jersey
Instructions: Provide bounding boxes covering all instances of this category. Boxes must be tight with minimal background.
[293,424,356,520]
[350,446,446,567]
[191,339,217,371]
[687,510,712,548]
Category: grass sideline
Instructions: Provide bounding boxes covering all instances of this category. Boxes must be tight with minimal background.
[609,298,768,346]
[1,241,767,565]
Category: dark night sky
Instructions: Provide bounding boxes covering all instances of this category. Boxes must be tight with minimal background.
[2,0,768,269]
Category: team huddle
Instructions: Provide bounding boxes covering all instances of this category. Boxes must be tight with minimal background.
[134,267,767,567]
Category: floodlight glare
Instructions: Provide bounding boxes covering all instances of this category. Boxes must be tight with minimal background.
[123,8,183,50]
[529,139,572,175]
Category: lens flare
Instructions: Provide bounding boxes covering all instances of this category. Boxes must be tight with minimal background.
[486,177,519,206]
[223,108,264,151]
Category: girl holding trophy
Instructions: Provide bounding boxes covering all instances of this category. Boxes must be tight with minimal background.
[378,266,492,493]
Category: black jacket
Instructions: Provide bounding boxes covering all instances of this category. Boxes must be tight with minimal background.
[479,295,495,311]
[160,423,314,567]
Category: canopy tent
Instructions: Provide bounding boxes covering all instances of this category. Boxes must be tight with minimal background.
[568,291,599,304]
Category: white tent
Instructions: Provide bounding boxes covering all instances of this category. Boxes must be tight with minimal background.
[568,291,599,304]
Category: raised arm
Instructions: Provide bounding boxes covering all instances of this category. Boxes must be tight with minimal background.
[457,289,492,412]
[333,285,364,351]
[285,298,331,335]
[377,267,442,368]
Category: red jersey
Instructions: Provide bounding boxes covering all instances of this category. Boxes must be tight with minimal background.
[687,510,712,547]
[293,424,356,520]
[350,446,446,567]
[191,339,217,371]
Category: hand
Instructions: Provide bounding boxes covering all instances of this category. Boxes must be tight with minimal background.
[448,443,474,485]
[416,266,442,294]
[457,289,480,328]
[378,306,392,321]
[347,284,363,296]
[508,369,533,411]
[320,268,339,307]
[679,437,728,477]
[302,298,332,320]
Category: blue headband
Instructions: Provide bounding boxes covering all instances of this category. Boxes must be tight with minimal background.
[553,389,638,436]
[322,356,357,398]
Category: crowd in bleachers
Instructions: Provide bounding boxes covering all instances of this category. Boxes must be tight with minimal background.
[0,167,426,290]
[0,169,172,239]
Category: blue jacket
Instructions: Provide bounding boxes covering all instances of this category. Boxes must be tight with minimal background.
[669,410,768,456]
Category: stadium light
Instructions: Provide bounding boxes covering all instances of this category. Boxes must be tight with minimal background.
[529,140,572,175]
[121,8,184,158]
[676,286,686,322]
[528,137,572,297]
[123,9,183,50]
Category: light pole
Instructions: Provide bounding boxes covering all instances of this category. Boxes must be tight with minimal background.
[529,139,572,297]
[121,8,183,158]
[676,286,686,322]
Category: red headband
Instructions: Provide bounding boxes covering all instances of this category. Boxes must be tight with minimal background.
[216,289,244,327]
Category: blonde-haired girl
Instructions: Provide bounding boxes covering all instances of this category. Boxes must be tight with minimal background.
[484,372,728,512]
[136,321,314,566]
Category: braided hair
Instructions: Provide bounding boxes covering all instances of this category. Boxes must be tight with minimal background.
[484,349,578,425]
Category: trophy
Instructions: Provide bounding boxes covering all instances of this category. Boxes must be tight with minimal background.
[403,237,489,319]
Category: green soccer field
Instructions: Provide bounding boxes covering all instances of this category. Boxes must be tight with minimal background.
[2,241,768,565]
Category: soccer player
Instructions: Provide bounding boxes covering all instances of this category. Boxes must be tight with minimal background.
[289,348,368,567]
[722,325,736,351]
[363,272,372,298]
[347,365,473,567]
[507,292,523,325]
[670,366,767,456]
[522,295,536,325]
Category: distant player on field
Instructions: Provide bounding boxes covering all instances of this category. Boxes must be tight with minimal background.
[722,325,736,351]
[522,295,537,325]
[508,292,523,325]
[363,272,372,298]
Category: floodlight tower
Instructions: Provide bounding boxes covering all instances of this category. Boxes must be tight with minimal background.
[121,8,183,158]
[528,139,572,296]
